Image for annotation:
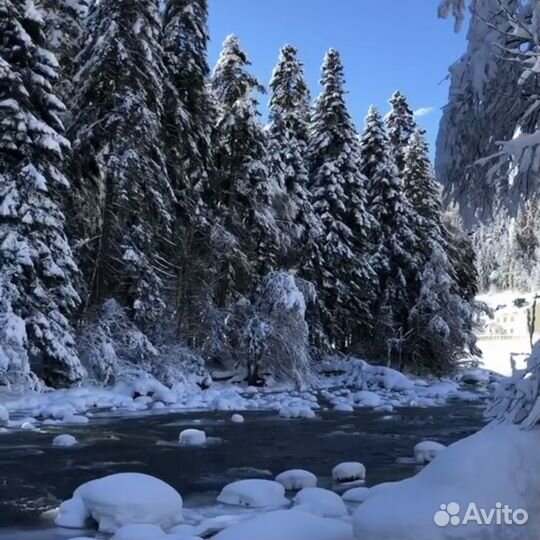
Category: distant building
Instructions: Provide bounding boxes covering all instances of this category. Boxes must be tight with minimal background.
[476,292,540,376]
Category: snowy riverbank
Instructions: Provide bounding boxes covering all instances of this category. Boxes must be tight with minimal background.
[0,358,494,430]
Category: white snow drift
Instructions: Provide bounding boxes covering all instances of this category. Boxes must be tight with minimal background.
[213,509,354,540]
[352,425,540,540]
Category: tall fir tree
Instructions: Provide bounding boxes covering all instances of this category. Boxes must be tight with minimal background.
[0,0,84,387]
[162,0,215,343]
[402,129,445,256]
[68,0,174,329]
[385,91,417,173]
[443,209,479,302]
[308,49,375,350]
[210,35,279,307]
[267,44,320,267]
[360,106,420,365]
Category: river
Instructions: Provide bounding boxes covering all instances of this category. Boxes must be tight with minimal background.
[0,403,486,539]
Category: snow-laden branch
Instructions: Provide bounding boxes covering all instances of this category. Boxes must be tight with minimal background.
[438,0,467,31]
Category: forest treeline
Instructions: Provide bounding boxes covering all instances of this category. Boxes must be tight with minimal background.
[0,0,480,389]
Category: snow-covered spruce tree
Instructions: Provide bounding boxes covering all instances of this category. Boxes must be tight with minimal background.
[443,208,479,302]
[239,272,312,387]
[402,130,445,254]
[359,106,421,367]
[210,35,279,307]
[307,49,376,350]
[162,0,215,343]
[386,91,417,174]
[36,0,89,95]
[68,0,174,329]
[267,45,321,267]
[0,1,85,387]
[408,245,479,374]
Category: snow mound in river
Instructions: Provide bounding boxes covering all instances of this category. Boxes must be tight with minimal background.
[217,479,289,508]
[178,429,206,446]
[332,462,366,482]
[52,434,78,447]
[275,469,317,491]
[55,473,183,533]
[414,441,446,464]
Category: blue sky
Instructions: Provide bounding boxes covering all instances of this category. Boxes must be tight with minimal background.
[208,0,467,154]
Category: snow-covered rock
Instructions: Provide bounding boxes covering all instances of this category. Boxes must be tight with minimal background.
[333,403,354,412]
[353,391,382,408]
[278,407,316,419]
[55,473,183,533]
[353,425,540,540]
[62,414,89,425]
[275,469,317,491]
[178,429,206,446]
[213,509,354,540]
[332,462,366,483]
[293,487,348,517]
[342,487,371,502]
[53,434,78,447]
[217,479,289,508]
[414,441,446,464]
[231,414,244,423]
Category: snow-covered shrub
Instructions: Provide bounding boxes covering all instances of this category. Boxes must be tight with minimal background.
[78,299,209,390]
[486,340,540,429]
[238,272,312,387]
[150,344,209,392]
[78,299,159,385]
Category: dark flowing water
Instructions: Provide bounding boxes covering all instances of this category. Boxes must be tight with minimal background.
[0,404,486,539]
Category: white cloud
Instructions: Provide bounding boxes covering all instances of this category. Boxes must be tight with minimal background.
[413,107,435,118]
